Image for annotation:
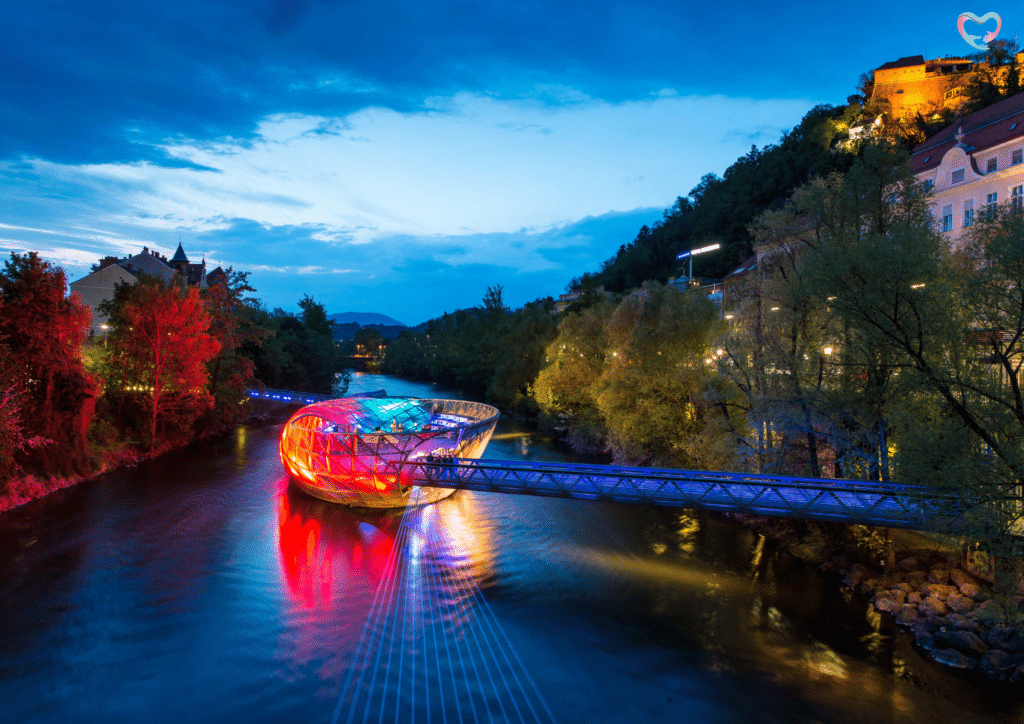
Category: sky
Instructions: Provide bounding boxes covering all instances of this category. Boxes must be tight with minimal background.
[0,1,1015,326]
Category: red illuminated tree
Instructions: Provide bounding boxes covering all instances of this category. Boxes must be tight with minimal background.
[0,252,93,475]
[106,281,220,449]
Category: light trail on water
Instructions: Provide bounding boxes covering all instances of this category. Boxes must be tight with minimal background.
[330,490,556,724]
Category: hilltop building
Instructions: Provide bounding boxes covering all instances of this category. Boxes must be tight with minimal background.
[871,55,975,119]
[909,91,1024,250]
[70,243,214,336]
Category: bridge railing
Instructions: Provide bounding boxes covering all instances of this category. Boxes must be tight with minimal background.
[401,457,1024,534]
[245,387,339,405]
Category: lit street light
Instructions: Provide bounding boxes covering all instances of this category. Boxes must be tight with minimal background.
[677,243,720,286]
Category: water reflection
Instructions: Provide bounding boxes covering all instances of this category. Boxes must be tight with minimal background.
[275,485,497,616]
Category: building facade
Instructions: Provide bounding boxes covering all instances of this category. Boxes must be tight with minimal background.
[70,244,211,336]
[910,91,1024,250]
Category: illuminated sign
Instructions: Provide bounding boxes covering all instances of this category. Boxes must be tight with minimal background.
[958,11,1002,51]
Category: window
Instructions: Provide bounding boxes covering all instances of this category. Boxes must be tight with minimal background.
[896,89,904,94]
[987,191,999,219]
[942,204,953,232]
[1014,149,1023,166]
[951,168,965,184]
[1014,185,1023,213]
[964,198,974,227]
[987,157,998,173]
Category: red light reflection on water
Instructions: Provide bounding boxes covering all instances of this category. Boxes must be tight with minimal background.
[276,488,403,610]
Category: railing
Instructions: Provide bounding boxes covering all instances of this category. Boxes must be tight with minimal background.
[402,457,1024,534]
[246,387,340,405]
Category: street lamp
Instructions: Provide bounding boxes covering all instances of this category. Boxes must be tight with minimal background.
[677,243,720,286]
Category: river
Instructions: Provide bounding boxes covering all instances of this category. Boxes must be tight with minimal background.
[0,373,1021,723]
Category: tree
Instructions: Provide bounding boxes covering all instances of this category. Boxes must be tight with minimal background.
[203,269,266,424]
[0,252,94,474]
[105,280,219,449]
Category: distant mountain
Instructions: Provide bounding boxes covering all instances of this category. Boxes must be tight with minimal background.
[328,312,407,327]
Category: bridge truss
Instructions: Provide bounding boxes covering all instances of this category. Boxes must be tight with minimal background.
[402,457,1024,536]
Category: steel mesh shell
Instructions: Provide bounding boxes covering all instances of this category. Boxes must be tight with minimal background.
[279,398,498,507]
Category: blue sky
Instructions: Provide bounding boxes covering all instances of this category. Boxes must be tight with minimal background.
[0,1,1013,325]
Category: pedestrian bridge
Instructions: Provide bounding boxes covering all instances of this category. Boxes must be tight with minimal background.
[399,457,1019,535]
[248,388,1021,536]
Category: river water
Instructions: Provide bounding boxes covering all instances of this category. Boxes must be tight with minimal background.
[1,373,1021,723]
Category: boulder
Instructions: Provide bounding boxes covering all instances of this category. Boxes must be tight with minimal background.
[860,579,879,596]
[944,614,975,631]
[875,596,902,614]
[891,582,913,595]
[895,605,919,626]
[958,581,984,601]
[908,571,928,587]
[915,630,939,651]
[919,598,948,617]
[898,556,922,572]
[930,648,972,668]
[987,626,1024,654]
[973,600,1006,623]
[979,649,1024,680]
[843,563,874,589]
[920,583,957,601]
[907,592,924,605]
[946,592,975,614]
[928,568,951,585]
[934,630,988,655]
[950,568,976,589]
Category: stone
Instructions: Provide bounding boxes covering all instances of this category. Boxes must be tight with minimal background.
[973,600,1006,623]
[1005,595,1024,613]
[930,648,972,668]
[987,626,1024,654]
[920,583,957,601]
[891,582,913,595]
[979,649,1024,680]
[875,596,902,614]
[877,588,906,605]
[907,592,924,605]
[915,630,939,651]
[843,563,874,589]
[860,578,878,596]
[928,568,951,585]
[946,592,975,614]
[935,630,988,655]
[958,581,984,600]
[944,614,974,631]
[908,571,928,587]
[895,605,919,626]
[950,568,975,589]
[919,598,948,617]
[898,556,921,572]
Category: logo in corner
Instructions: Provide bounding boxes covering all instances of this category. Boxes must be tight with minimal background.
[958,12,1002,51]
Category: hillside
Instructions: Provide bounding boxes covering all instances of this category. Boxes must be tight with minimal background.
[328,312,407,327]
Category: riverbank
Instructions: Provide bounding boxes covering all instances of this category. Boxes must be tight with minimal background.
[0,397,296,514]
[729,513,1024,682]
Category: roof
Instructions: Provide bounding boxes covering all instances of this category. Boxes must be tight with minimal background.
[876,55,925,71]
[125,249,174,282]
[170,242,189,263]
[722,255,758,283]
[909,92,1024,173]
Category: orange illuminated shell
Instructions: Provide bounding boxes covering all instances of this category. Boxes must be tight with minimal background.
[279,397,498,508]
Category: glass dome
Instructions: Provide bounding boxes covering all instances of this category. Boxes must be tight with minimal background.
[279,397,499,508]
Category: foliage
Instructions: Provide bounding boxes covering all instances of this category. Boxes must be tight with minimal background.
[241,295,348,394]
[104,278,220,449]
[203,269,266,425]
[0,252,94,476]
[383,286,559,415]
[533,282,741,466]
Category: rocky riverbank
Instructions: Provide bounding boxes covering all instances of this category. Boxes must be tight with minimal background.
[837,556,1024,682]
[728,513,1024,682]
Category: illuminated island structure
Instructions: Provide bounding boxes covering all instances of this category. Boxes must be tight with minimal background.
[279,396,499,508]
